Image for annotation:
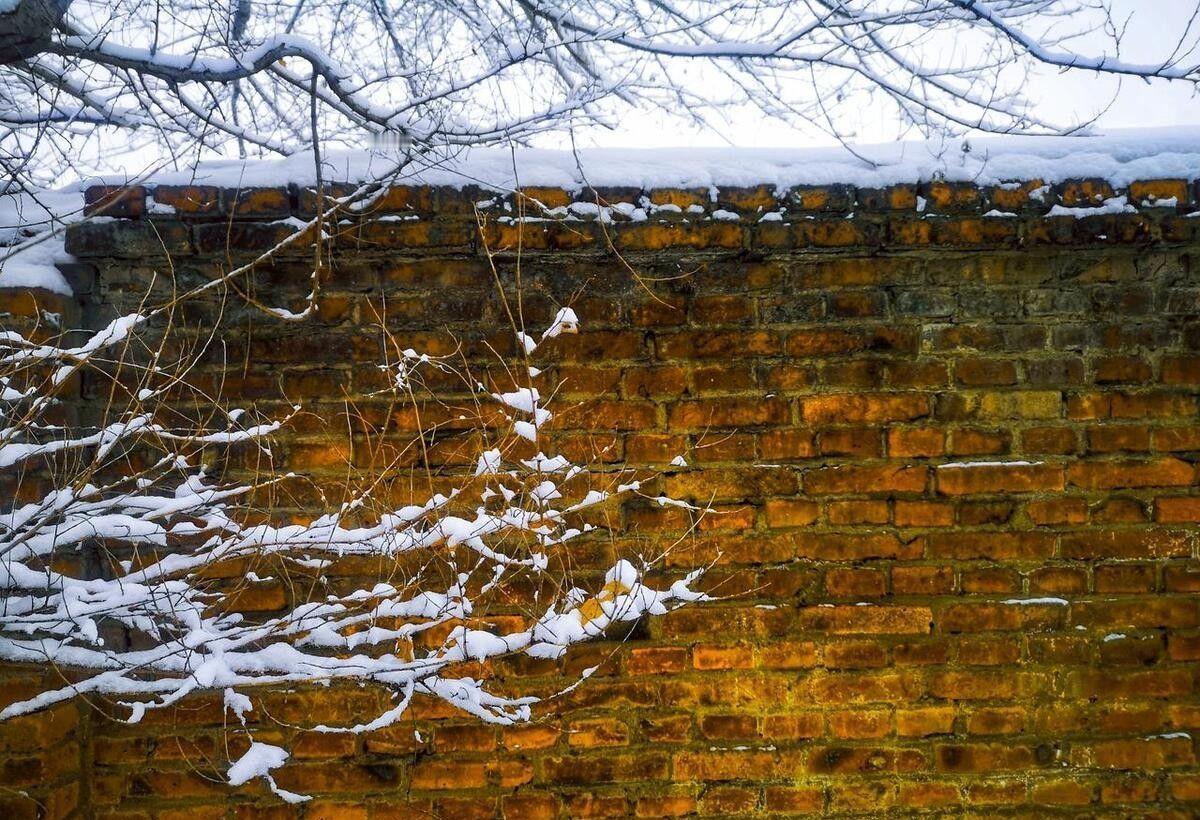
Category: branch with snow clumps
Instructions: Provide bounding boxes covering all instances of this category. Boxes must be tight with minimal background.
[0,302,708,800]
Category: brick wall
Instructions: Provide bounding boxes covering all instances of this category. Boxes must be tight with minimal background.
[4,175,1200,817]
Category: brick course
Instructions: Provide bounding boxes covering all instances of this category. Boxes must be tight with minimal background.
[3,176,1200,817]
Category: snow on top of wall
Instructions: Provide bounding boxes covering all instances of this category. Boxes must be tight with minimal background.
[140,126,1200,192]
[0,239,73,295]
[0,188,81,295]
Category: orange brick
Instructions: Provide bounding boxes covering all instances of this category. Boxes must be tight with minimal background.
[897,707,956,737]
[799,393,929,424]
[894,501,954,527]
[763,498,819,527]
[625,647,689,675]
[888,427,945,457]
[804,464,928,494]
[568,719,630,748]
[1157,497,1200,522]
[692,644,754,670]
[935,462,1064,495]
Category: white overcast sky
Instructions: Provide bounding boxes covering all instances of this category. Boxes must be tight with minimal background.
[556,0,1200,151]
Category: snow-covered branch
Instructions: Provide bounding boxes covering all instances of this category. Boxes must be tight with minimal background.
[0,287,707,800]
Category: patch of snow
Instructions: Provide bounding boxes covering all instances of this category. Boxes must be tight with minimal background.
[0,239,72,295]
[475,448,502,476]
[0,187,84,294]
[227,743,289,785]
[227,743,309,803]
[1102,633,1126,642]
[542,307,579,340]
[1001,597,1069,606]
[223,688,254,723]
[145,195,176,215]
[983,209,1018,218]
[1047,196,1137,218]
[271,216,311,230]
[609,202,647,221]
[711,209,740,221]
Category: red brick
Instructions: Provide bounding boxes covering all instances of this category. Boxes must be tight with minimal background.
[888,427,944,457]
[899,781,961,808]
[692,644,754,670]
[763,498,819,527]
[927,531,1055,560]
[803,464,927,494]
[656,330,778,359]
[1061,528,1191,559]
[758,429,816,460]
[764,786,824,813]
[1025,497,1087,525]
[896,707,955,737]
[936,462,1064,495]
[824,567,887,597]
[824,639,888,669]
[84,185,146,217]
[1163,355,1200,384]
[668,398,789,429]
[826,499,888,525]
[674,749,803,782]
[799,393,929,424]
[787,325,917,356]
[698,787,757,815]
[634,794,695,817]
[1157,497,1200,522]
[1072,738,1195,769]
[568,719,630,748]
[625,646,688,675]
[795,605,932,635]
[892,565,954,595]
[827,709,891,739]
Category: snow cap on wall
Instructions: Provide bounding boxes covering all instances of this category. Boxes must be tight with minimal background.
[138,126,1200,192]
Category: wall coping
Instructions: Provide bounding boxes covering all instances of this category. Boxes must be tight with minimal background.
[54,178,1200,261]
[82,178,1199,221]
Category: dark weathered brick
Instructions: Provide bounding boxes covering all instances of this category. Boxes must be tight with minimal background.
[64,219,190,257]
